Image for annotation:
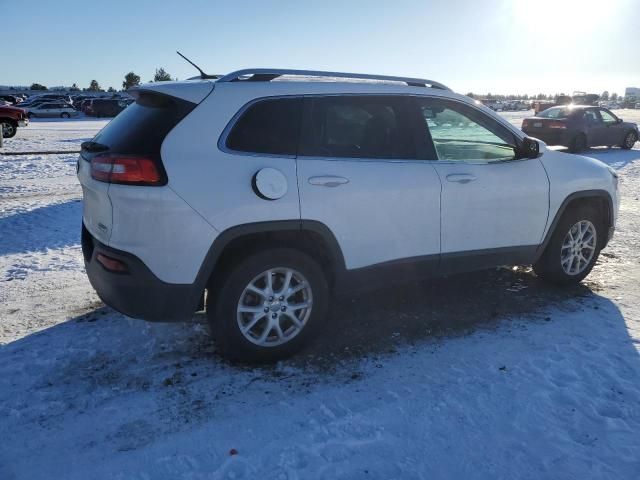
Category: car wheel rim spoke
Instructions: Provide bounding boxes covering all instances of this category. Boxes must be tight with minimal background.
[237,267,313,347]
[560,220,597,275]
[241,312,266,334]
[626,134,635,147]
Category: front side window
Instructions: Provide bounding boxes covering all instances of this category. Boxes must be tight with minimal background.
[226,97,302,156]
[599,109,618,125]
[299,96,414,159]
[415,98,517,162]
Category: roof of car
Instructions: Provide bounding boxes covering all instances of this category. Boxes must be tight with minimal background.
[215,69,451,90]
[134,68,460,104]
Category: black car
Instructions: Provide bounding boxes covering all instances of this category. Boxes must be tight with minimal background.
[72,95,92,110]
[84,99,126,117]
[0,95,22,105]
[522,106,639,153]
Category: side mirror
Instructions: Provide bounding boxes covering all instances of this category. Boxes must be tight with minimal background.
[616,118,623,124]
[518,137,540,159]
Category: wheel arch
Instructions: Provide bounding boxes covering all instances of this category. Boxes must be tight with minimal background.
[537,189,614,258]
[193,220,346,308]
[0,117,18,126]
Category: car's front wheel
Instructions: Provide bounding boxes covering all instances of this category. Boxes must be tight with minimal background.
[207,248,329,362]
[621,130,637,150]
[1,120,17,138]
[533,205,603,284]
[61,112,70,118]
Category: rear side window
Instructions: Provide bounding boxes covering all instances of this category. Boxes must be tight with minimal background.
[226,98,302,155]
[89,92,195,157]
[583,109,599,123]
[299,96,414,159]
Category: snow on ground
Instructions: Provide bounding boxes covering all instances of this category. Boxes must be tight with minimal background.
[1,112,640,479]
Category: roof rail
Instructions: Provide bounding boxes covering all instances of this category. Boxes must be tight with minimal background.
[216,69,451,90]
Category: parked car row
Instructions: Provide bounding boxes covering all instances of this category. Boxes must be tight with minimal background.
[480,99,531,111]
[0,92,135,135]
[4,92,133,119]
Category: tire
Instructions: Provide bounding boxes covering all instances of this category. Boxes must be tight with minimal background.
[533,205,603,285]
[569,134,587,153]
[1,120,17,138]
[621,130,637,150]
[207,248,329,363]
[61,112,70,118]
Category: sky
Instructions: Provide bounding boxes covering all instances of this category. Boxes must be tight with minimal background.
[3,0,638,95]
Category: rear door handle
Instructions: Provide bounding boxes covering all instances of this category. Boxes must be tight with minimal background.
[308,176,349,187]
[446,173,477,184]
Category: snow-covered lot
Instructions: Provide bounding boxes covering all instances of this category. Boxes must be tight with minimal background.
[1,112,640,479]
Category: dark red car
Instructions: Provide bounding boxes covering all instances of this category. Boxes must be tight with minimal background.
[0,105,29,138]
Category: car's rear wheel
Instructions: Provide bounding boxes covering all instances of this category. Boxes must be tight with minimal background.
[1,120,17,138]
[533,205,603,284]
[621,130,637,150]
[207,248,329,363]
[61,112,70,118]
[569,133,587,153]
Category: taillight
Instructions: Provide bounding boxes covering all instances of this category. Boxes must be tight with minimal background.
[522,119,530,128]
[91,155,163,185]
[548,120,566,129]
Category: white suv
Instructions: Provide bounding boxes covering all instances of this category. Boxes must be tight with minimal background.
[78,69,619,362]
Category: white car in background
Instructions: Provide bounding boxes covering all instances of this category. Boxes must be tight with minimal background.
[26,102,79,118]
[78,69,620,362]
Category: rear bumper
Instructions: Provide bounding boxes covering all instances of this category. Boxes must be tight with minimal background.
[522,129,571,146]
[82,223,200,322]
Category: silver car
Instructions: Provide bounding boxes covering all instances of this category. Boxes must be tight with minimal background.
[26,102,79,118]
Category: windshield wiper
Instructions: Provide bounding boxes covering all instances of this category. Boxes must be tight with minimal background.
[81,141,109,152]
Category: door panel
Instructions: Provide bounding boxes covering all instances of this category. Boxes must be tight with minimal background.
[298,158,441,270]
[434,159,549,253]
[593,109,624,146]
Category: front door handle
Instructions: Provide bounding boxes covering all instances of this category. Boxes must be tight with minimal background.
[308,176,349,187]
[446,173,477,184]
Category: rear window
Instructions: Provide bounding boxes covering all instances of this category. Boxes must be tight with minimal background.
[89,92,195,156]
[538,107,573,119]
[225,98,302,156]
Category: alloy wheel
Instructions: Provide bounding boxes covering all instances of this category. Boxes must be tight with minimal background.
[1,122,14,137]
[625,132,637,148]
[236,268,313,347]
[560,220,597,275]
